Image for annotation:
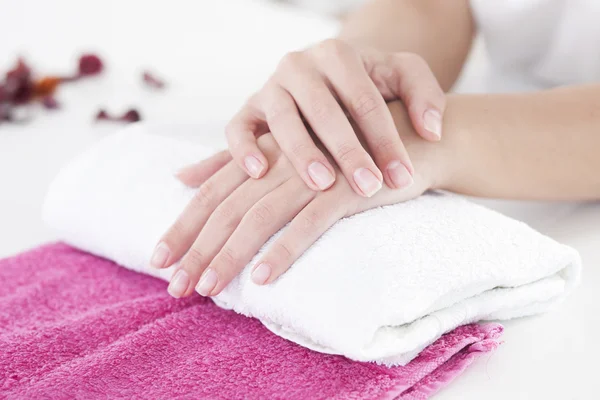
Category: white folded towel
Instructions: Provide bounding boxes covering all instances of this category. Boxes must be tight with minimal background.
[43,125,581,366]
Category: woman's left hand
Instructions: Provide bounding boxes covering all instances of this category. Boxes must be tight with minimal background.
[151,104,444,298]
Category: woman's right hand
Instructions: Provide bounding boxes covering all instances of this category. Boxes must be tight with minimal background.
[225,38,446,198]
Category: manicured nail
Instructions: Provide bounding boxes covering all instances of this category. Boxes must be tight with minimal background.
[244,155,264,178]
[387,161,414,189]
[353,168,382,197]
[423,109,442,139]
[308,162,335,190]
[150,242,170,269]
[196,268,218,296]
[167,269,190,298]
[251,263,272,285]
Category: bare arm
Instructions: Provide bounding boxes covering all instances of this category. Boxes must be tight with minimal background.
[386,85,600,201]
[339,0,475,90]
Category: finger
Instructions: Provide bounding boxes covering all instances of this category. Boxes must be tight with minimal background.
[278,48,383,198]
[169,164,293,298]
[150,160,248,271]
[321,49,414,190]
[381,53,446,142]
[197,178,315,297]
[251,183,352,285]
[262,83,336,191]
[176,150,232,188]
[225,96,270,179]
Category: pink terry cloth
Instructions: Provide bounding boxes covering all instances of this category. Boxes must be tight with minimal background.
[0,243,503,399]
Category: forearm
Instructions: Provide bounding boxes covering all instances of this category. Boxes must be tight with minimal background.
[438,85,600,201]
[338,0,475,90]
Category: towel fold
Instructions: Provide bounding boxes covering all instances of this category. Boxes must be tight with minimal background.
[0,244,503,400]
[43,125,581,365]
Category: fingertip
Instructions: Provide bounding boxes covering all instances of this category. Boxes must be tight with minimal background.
[244,154,268,179]
[422,109,442,141]
[307,161,336,191]
[385,161,414,189]
[352,168,383,197]
[150,242,171,269]
[167,269,191,298]
[251,262,272,285]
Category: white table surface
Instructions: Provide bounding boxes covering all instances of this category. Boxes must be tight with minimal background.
[1,1,599,398]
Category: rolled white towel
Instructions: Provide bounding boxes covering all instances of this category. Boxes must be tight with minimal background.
[43,124,581,365]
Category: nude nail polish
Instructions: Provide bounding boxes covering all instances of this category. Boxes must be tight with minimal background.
[150,242,170,269]
[196,268,218,296]
[251,263,272,285]
[353,168,382,197]
[387,161,414,189]
[308,162,335,190]
[167,269,190,298]
[244,156,264,178]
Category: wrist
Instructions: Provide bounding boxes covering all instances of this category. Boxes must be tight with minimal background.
[386,100,459,192]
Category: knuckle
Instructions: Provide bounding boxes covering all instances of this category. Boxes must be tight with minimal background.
[372,135,398,155]
[314,38,347,60]
[350,92,380,120]
[299,209,321,233]
[167,219,187,239]
[220,246,239,266]
[250,202,274,225]
[394,52,426,68]
[184,247,205,269]
[278,51,304,72]
[275,242,294,263]
[266,101,295,124]
[193,181,215,208]
[289,141,312,159]
[334,142,361,166]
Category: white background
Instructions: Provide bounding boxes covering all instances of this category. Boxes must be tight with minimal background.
[1,0,599,398]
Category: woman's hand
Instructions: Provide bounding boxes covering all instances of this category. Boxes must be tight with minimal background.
[225,38,446,198]
[151,102,448,298]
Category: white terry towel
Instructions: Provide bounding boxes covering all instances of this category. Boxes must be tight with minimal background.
[43,124,581,366]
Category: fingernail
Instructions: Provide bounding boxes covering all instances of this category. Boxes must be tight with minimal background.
[244,155,264,179]
[196,268,218,296]
[423,109,442,139]
[150,242,170,269]
[387,161,414,189]
[251,263,272,285]
[308,162,335,190]
[167,269,190,298]
[353,168,382,197]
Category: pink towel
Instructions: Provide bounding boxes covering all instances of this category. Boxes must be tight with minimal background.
[0,244,502,399]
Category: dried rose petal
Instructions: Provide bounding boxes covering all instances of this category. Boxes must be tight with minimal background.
[142,71,166,89]
[34,77,61,97]
[78,54,103,76]
[122,109,141,122]
[0,85,7,103]
[95,108,141,123]
[0,103,12,122]
[5,58,34,104]
[41,96,60,109]
[95,109,109,120]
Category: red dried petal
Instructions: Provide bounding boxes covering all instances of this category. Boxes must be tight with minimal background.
[78,54,103,76]
[142,71,166,89]
[4,58,34,104]
[95,109,109,120]
[0,103,12,121]
[34,77,61,97]
[41,96,60,109]
[122,109,141,122]
[94,108,141,123]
